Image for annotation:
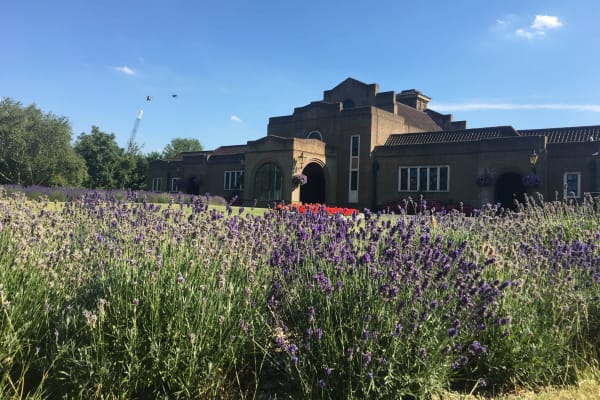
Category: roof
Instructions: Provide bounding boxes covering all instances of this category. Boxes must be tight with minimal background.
[210,145,246,157]
[520,125,600,143]
[384,126,519,146]
[395,102,443,132]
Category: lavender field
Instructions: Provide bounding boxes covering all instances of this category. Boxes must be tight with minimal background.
[0,188,599,399]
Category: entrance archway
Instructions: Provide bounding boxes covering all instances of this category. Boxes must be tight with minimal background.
[300,162,325,204]
[494,172,526,210]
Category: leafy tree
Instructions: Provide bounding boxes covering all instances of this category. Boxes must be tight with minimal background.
[145,151,162,162]
[161,137,203,159]
[74,126,124,189]
[0,98,87,186]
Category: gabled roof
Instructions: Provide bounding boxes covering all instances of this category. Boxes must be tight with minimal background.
[520,125,600,143]
[327,77,373,92]
[384,126,519,146]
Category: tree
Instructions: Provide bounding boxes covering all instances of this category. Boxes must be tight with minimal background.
[74,126,124,189]
[0,98,87,186]
[161,137,203,159]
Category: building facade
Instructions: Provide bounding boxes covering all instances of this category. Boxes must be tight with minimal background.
[147,78,600,210]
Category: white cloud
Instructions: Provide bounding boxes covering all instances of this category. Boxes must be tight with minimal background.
[113,65,135,76]
[429,103,600,113]
[531,15,562,30]
[230,115,242,122]
[515,28,541,39]
[510,14,562,39]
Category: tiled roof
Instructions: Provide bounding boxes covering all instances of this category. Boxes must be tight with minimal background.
[384,126,519,146]
[210,145,246,157]
[520,125,600,143]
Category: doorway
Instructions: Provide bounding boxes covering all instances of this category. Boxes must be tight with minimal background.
[494,172,526,210]
[300,162,325,204]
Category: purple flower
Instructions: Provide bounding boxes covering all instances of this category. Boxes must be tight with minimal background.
[316,328,323,340]
[362,351,372,366]
[469,340,487,354]
[366,371,374,381]
[317,378,326,389]
[177,272,185,284]
[448,327,457,338]
[308,306,315,323]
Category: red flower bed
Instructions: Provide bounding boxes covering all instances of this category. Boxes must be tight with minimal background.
[276,203,358,216]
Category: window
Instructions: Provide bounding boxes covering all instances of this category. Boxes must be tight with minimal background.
[224,170,244,190]
[307,130,323,141]
[398,166,450,192]
[348,135,360,203]
[152,178,162,192]
[351,135,360,157]
[170,178,180,193]
[563,172,580,198]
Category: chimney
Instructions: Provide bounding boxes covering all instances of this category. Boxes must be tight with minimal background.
[396,89,431,111]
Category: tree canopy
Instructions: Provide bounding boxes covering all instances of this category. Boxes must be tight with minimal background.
[161,137,203,159]
[0,98,87,186]
[74,126,126,189]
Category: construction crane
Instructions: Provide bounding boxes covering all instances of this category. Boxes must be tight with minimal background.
[126,109,144,154]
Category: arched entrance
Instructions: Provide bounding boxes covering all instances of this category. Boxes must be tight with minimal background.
[300,162,325,204]
[494,172,526,210]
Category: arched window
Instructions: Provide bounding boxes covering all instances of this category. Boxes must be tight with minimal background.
[307,130,323,141]
[254,162,283,201]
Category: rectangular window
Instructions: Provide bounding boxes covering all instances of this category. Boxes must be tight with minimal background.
[563,172,580,198]
[152,178,162,192]
[351,136,360,157]
[428,167,438,191]
[419,167,428,191]
[170,178,180,193]
[439,167,448,191]
[399,168,408,191]
[224,171,244,190]
[409,167,418,191]
[398,165,450,192]
[348,135,360,203]
[350,171,358,190]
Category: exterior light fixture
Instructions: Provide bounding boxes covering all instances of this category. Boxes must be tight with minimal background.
[529,149,538,174]
[529,150,538,167]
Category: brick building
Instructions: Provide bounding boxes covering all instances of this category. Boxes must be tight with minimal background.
[147,78,600,210]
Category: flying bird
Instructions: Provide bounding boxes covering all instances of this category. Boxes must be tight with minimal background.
[171,94,178,98]
[146,96,152,101]
[592,151,599,156]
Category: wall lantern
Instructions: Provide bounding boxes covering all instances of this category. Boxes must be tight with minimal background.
[529,149,538,167]
[529,149,538,174]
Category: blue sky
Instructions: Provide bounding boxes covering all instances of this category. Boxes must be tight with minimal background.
[3,0,600,153]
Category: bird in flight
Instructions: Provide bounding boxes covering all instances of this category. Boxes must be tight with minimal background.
[172,94,178,98]
[146,96,152,101]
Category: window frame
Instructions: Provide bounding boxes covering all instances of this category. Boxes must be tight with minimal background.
[397,165,450,192]
[224,170,244,191]
[307,130,323,141]
[563,171,581,199]
[152,178,162,192]
[170,177,180,193]
[348,135,360,203]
